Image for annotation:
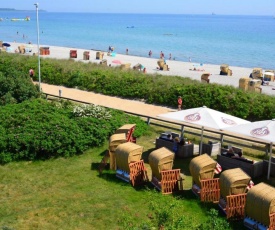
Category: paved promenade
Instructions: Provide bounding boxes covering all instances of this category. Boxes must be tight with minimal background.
[40,83,175,118]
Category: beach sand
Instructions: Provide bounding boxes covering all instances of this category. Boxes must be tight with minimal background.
[8,42,275,96]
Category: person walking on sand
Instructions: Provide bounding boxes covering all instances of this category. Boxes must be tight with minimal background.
[177,96,182,110]
[148,50,152,57]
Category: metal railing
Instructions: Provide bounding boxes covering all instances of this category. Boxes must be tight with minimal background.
[43,92,272,156]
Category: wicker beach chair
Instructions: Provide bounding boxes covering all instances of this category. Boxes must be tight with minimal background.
[264,72,274,82]
[100,59,107,66]
[115,142,147,186]
[244,183,275,230]
[248,79,262,93]
[96,51,104,60]
[98,124,136,174]
[18,45,25,54]
[190,154,220,202]
[70,50,77,58]
[239,77,250,91]
[157,59,169,71]
[115,124,136,142]
[148,147,184,194]
[83,51,90,60]
[220,64,232,76]
[251,67,263,79]
[120,63,131,70]
[108,133,127,170]
[133,63,142,71]
[201,72,210,83]
[218,168,250,220]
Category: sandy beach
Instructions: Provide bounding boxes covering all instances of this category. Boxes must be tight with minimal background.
[6,42,275,96]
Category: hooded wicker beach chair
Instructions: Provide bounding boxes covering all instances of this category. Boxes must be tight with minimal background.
[220,64,232,76]
[115,142,147,186]
[70,50,77,58]
[115,124,136,142]
[201,72,211,83]
[157,59,169,71]
[251,67,263,79]
[148,147,184,194]
[133,63,142,71]
[96,51,104,60]
[108,133,127,170]
[189,154,220,202]
[248,79,262,93]
[239,77,250,91]
[83,51,90,60]
[120,63,131,70]
[98,124,136,174]
[244,183,275,230]
[219,168,251,220]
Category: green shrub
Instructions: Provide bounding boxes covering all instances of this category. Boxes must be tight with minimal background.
[0,71,40,105]
[1,52,275,121]
[0,99,149,163]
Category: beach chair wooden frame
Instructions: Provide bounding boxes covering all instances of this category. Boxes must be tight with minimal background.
[151,169,183,194]
[270,213,275,230]
[219,194,247,220]
[116,160,147,186]
[198,178,220,203]
[223,194,247,220]
[129,160,148,186]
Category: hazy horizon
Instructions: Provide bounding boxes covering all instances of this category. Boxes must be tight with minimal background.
[1,0,274,16]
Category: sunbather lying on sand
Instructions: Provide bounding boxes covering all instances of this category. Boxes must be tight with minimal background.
[189,67,205,71]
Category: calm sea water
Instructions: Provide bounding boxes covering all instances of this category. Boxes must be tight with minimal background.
[1,11,275,69]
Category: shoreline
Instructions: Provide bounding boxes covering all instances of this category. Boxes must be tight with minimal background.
[6,41,275,96]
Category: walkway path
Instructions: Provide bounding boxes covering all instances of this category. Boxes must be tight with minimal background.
[41,83,175,118]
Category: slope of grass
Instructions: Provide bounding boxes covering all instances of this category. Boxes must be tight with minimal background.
[0,126,246,229]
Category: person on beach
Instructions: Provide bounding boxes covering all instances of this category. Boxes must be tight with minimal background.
[148,50,152,57]
[126,48,128,55]
[169,53,172,60]
[143,68,147,74]
[160,51,164,59]
[177,96,182,110]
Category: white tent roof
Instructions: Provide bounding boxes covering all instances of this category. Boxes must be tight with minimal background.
[224,119,275,143]
[158,106,250,130]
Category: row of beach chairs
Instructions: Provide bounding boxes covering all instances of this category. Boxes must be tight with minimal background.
[191,154,275,229]
[98,124,275,230]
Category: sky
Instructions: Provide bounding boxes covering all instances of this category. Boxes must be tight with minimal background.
[1,0,275,15]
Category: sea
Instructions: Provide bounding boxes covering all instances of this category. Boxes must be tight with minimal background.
[0,11,275,69]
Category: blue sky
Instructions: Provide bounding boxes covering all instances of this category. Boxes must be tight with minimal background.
[2,0,275,15]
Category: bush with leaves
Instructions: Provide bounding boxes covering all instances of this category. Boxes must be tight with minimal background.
[2,52,275,121]
[0,71,40,106]
[0,99,149,164]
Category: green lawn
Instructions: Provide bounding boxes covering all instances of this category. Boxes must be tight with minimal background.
[0,126,250,230]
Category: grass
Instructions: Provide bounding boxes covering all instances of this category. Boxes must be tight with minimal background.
[1,125,270,229]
